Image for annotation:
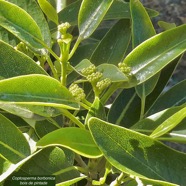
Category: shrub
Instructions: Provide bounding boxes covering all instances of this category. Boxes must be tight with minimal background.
[0,0,186,185]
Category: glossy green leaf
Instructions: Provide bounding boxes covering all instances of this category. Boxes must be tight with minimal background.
[131,106,186,143]
[35,120,59,138]
[130,0,159,101]
[158,21,176,31]
[0,74,79,111]
[130,0,156,48]
[78,0,114,39]
[0,155,12,176]
[58,0,158,26]
[123,24,186,84]
[0,40,47,80]
[37,127,102,158]
[145,56,181,112]
[90,19,131,66]
[0,1,43,48]
[38,0,58,24]
[97,64,128,82]
[108,88,141,127]
[88,117,186,185]
[8,0,51,49]
[0,26,18,46]
[150,107,186,138]
[105,0,159,20]
[147,80,186,115]
[0,114,30,164]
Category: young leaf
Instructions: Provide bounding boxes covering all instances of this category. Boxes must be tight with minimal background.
[0,74,79,110]
[90,19,131,66]
[88,117,186,185]
[150,107,186,138]
[97,64,128,82]
[38,0,58,25]
[123,24,186,84]
[0,40,47,80]
[78,0,114,39]
[0,114,30,164]
[37,127,102,158]
[0,1,43,48]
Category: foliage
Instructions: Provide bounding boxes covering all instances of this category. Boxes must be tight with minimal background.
[0,0,186,185]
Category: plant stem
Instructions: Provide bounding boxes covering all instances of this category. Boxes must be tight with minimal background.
[75,154,88,169]
[140,88,146,120]
[68,37,82,60]
[46,56,58,79]
[60,108,85,129]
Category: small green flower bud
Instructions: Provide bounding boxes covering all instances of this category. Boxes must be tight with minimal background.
[58,22,71,35]
[118,62,131,75]
[81,64,96,76]
[96,78,111,91]
[69,84,85,102]
[87,72,103,83]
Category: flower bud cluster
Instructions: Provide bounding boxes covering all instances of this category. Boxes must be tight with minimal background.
[96,78,111,92]
[87,72,103,84]
[58,22,71,35]
[69,83,85,102]
[118,62,131,76]
[81,64,96,76]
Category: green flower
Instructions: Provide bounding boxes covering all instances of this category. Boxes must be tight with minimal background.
[69,84,85,102]
[87,72,103,83]
[118,62,131,75]
[81,64,96,76]
[96,78,111,91]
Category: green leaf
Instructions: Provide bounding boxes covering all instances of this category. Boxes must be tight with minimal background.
[0,40,47,80]
[147,80,186,115]
[145,56,181,112]
[130,0,159,101]
[108,88,141,127]
[0,155,12,176]
[130,0,156,48]
[0,114,30,164]
[58,0,158,26]
[0,1,44,48]
[8,0,52,49]
[35,120,59,138]
[38,0,58,24]
[0,74,79,111]
[37,127,102,158]
[158,21,176,31]
[97,64,128,82]
[150,107,186,138]
[90,19,131,66]
[105,0,159,20]
[78,0,114,39]
[88,117,186,185]
[123,24,186,84]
